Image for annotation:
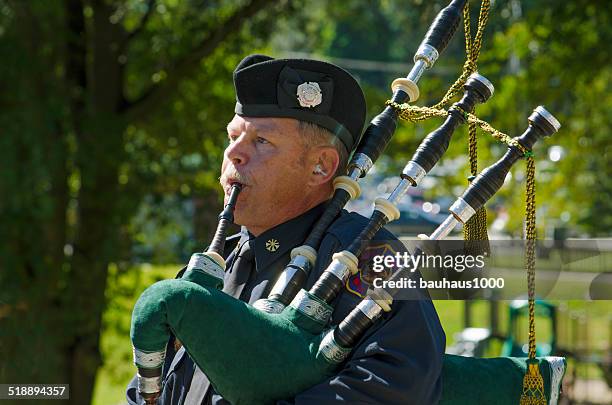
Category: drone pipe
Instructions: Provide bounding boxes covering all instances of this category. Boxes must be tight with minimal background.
[331,106,561,350]
[255,0,468,313]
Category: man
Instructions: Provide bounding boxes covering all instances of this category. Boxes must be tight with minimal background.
[127,54,445,404]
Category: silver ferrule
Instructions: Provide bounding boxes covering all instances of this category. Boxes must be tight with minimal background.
[371,286,393,301]
[414,43,439,69]
[402,161,427,186]
[318,330,351,364]
[133,348,165,369]
[348,167,361,181]
[449,197,476,224]
[387,178,412,205]
[407,59,427,83]
[326,258,351,282]
[348,153,374,179]
[290,253,312,272]
[532,105,561,132]
[430,215,460,240]
[357,299,384,321]
[253,298,286,314]
[289,290,332,324]
[468,72,495,97]
[269,257,309,297]
[138,375,162,395]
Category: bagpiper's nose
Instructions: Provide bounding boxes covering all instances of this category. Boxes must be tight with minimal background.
[225,134,250,166]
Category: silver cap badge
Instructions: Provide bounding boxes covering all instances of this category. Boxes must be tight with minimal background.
[296,82,322,108]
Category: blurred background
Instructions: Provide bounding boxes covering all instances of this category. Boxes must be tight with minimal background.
[0,0,609,404]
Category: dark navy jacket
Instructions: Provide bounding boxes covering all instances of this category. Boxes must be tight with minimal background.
[127,204,445,404]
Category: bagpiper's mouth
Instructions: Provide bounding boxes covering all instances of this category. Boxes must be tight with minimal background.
[224,181,247,196]
[220,169,251,195]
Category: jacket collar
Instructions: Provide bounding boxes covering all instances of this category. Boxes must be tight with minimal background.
[239,202,328,272]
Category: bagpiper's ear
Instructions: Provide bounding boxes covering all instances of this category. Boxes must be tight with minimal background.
[306,147,338,187]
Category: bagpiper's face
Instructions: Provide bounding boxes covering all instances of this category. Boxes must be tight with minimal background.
[220,115,314,235]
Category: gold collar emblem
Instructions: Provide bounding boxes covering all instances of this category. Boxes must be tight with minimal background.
[265,239,280,252]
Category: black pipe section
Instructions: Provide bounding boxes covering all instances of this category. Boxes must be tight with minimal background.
[208,184,241,256]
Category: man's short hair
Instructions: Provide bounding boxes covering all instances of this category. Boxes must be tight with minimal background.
[298,121,348,178]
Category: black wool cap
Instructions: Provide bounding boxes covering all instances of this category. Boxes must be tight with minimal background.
[233,54,366,153]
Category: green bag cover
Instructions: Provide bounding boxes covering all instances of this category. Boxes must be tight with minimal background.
[132,268,566,404]
[441,354,566,405]
[131,269,337,404]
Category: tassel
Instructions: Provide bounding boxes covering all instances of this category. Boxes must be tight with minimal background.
[519,362,547,405]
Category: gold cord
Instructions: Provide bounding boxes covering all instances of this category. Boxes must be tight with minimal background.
[520,136,545,405]
[388,1,546,401]
[525,156,537,359]
[386,102,519,148]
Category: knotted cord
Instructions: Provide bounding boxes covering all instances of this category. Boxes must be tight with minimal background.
[387,1,546,402]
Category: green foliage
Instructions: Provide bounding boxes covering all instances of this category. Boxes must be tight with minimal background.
[1,1,610,403]
[268,0,611,236]
[0,0,295,402]
[93,264,179,405]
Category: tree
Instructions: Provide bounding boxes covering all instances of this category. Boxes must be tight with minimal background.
[0,0,292,403]
[273,0,611,236]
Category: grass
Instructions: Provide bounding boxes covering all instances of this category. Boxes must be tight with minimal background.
[486,245,612,274]
[92,264,611,405]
